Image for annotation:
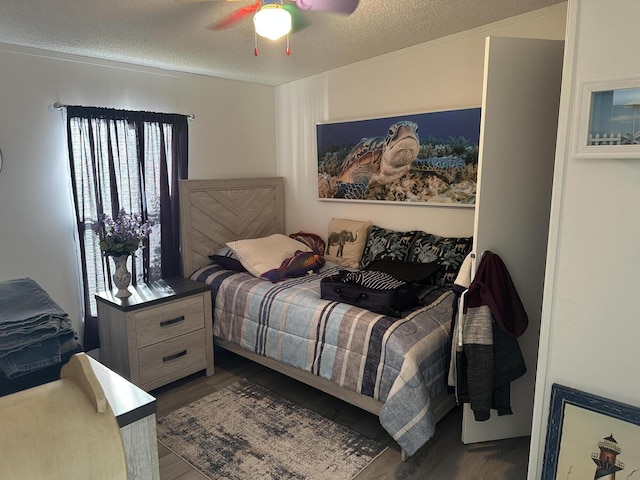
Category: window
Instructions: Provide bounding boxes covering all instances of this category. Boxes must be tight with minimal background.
[66,106,188,350]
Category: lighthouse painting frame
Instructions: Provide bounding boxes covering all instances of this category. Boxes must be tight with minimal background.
[542,383,640,480]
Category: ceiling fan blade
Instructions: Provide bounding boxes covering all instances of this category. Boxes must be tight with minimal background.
[176,0,242,3]
[295,0,359,15]
[209,1,261,30]
[283,4,310,33]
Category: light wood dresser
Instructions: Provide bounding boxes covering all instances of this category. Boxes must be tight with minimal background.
[96,277,214,391]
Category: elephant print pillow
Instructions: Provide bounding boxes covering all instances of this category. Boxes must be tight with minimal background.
[325,218,372,269]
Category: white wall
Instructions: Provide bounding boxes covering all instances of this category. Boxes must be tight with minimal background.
[529,1,640,478]
[0,45,276,337]
[275,4,567,239]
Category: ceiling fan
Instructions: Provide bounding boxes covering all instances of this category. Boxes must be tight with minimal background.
[187,0,360,56]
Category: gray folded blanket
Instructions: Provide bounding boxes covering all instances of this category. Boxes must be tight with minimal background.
[0,278,78,378]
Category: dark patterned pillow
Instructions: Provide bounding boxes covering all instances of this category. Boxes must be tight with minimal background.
[359,226,422,269]
[408,233,473,287]
[209,247,246,272]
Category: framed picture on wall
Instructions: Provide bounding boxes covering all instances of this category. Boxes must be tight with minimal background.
[316,107,481,206]
[575,78,640,158]
[542,383,640,480]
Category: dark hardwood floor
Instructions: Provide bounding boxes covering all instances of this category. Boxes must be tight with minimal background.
[151,347,531,479]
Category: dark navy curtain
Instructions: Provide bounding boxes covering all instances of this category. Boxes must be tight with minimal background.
[66,106,188,351]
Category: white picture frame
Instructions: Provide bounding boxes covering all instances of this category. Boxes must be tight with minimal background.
[575,78,640,158]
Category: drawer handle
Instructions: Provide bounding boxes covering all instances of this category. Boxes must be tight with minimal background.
[162,350,187,363]
[160,316,185,327]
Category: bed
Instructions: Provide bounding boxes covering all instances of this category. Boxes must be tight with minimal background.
[179,177,471,458]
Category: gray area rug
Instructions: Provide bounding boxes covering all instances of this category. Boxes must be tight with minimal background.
[157,379,386,479]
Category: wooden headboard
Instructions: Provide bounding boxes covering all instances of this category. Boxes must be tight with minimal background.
[179,177,285,277]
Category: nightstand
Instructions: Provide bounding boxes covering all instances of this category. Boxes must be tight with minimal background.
[96,277,214,391]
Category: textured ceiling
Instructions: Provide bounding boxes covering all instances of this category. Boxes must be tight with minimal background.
[0,0,566,86]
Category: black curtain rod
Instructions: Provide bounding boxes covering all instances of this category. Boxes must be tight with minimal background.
[52,102,195,120]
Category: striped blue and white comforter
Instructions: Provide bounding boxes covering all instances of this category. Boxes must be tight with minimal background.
[191,262,454,457]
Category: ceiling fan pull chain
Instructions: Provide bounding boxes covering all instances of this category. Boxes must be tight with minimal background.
[286,34,291,56]
[254,31,259,56]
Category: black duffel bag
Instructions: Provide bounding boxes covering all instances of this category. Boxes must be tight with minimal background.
[320,269,418,317]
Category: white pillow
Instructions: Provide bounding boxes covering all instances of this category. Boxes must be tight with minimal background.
[226,234,312,277]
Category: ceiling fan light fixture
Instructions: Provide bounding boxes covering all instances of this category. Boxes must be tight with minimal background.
[253,2,292,41]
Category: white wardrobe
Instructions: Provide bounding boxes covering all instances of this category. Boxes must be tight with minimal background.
[462,36,564,443]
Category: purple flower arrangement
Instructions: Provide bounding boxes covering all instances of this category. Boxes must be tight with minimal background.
[96,209,154,257]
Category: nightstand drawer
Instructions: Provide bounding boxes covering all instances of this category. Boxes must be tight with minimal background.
[134,295,205,348]
[137,329,206,386]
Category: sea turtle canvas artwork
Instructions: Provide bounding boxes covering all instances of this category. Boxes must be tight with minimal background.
[317,108,481,205]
